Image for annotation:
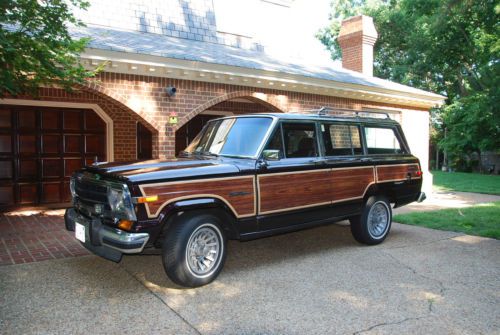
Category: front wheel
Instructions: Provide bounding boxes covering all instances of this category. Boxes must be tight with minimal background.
[350,196,392,245]
[162,213,227,287]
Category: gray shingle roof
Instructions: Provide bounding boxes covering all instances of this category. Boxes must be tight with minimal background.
[71,25,443,99]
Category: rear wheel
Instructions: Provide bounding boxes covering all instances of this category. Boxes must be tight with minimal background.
[162,213,227,287]
[350,196,392,245]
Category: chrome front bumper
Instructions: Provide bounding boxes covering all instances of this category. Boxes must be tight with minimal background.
[65,208,149,262]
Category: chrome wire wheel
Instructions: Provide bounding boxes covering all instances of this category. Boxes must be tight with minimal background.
[185,223,223,278]
[367,201,390,239]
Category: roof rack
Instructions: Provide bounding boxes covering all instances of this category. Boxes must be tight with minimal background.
[302,106,391,119]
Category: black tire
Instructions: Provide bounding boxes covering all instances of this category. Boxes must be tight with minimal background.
[162,212,227,287]
[350,195,392,245]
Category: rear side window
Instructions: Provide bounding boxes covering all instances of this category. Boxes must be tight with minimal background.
[364,127,406,154]
[322,123,362,156]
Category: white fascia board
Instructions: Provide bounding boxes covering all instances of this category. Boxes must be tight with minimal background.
[81,48,446,109]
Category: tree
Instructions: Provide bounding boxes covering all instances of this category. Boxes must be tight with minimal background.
[0,0,100,97]
[318,0,500,171]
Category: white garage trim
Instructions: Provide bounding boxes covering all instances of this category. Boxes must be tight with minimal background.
[0,99,114,162]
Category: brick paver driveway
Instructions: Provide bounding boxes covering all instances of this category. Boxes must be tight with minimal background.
[0,209,88,265]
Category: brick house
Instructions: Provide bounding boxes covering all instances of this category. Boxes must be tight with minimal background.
[0,0,444,207]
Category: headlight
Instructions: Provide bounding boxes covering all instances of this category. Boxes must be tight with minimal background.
[107,187,124,212]
[107,186,136,221]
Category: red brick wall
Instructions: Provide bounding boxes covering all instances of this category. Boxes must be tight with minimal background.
[7,72,427,160]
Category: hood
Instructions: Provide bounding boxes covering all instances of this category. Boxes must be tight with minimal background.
[84,156,242,183]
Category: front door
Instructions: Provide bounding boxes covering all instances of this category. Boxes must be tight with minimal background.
[257,121,333,230]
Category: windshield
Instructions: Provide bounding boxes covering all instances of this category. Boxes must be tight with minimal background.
[184,117,273,158]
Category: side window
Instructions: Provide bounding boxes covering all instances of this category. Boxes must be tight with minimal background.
[264,126,284,158]
[364,127,405,154]
[322,123,362,156]
[282,123,317,158]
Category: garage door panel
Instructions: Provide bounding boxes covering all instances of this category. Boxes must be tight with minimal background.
[63,110,81,130]
[18,159,37,179]
[41,183,61,203]
[85,135,105,154]
[19,135,37,154]
[85,111,105,130]
[0,186,14,205]
[0,161,13,179]
[0,109,11,128]
[42,134,61,154]
[41,110,59,129]
[18,110,37,129]
[64,135,81,153]
[62,181,71,202]
[18,184,37,204]
[65,159,82,177]
[42,159,62,178]
[0,135,11,153]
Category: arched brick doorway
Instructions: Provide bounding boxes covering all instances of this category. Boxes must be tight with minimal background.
[175,97,283,156]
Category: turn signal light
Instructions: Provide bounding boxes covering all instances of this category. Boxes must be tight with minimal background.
[135,195,159,203]
[415,170,423,177]
[118,219,134,231]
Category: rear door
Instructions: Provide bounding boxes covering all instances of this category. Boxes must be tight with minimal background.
[319,122,375,215]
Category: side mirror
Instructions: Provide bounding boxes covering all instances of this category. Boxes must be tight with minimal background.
[262,149,281,161]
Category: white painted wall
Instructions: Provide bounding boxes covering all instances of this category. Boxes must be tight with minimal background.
[400,109,433,194]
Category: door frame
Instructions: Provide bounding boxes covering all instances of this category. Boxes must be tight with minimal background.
[0,99,114,161]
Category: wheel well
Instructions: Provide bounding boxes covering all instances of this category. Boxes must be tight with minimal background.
[364,183,397,204]
[154,207,239,248]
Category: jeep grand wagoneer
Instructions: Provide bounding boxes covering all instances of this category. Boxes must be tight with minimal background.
[65,110,425,287]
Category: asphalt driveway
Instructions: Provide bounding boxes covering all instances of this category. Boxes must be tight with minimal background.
[1,222,499,335]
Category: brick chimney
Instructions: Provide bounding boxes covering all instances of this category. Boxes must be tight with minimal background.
[337,15,378,76]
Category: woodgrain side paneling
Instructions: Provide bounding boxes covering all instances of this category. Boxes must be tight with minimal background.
[332,167,374,202]
[258,170,332,215]
[376,164,421,182]
[139,176,256,218]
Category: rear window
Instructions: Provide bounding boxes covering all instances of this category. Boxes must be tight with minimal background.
[364,127,406,154]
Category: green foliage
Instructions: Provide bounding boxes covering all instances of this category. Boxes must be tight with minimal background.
[318,0,500,171]
[393,202,500,239]
[0,0,99,97]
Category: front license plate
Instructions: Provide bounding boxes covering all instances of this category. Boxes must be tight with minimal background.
[75,222,86,243]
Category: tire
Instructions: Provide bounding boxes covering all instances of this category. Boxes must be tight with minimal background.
[162,212,227,287]
[350,196,392,245]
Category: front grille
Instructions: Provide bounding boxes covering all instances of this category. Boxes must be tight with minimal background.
[75,178,108,204]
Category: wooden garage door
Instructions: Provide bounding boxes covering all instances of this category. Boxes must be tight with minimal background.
[0,105,107,207]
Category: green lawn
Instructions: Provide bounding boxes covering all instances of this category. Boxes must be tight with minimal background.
[432,170,500,195]
[394,202,500,239]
